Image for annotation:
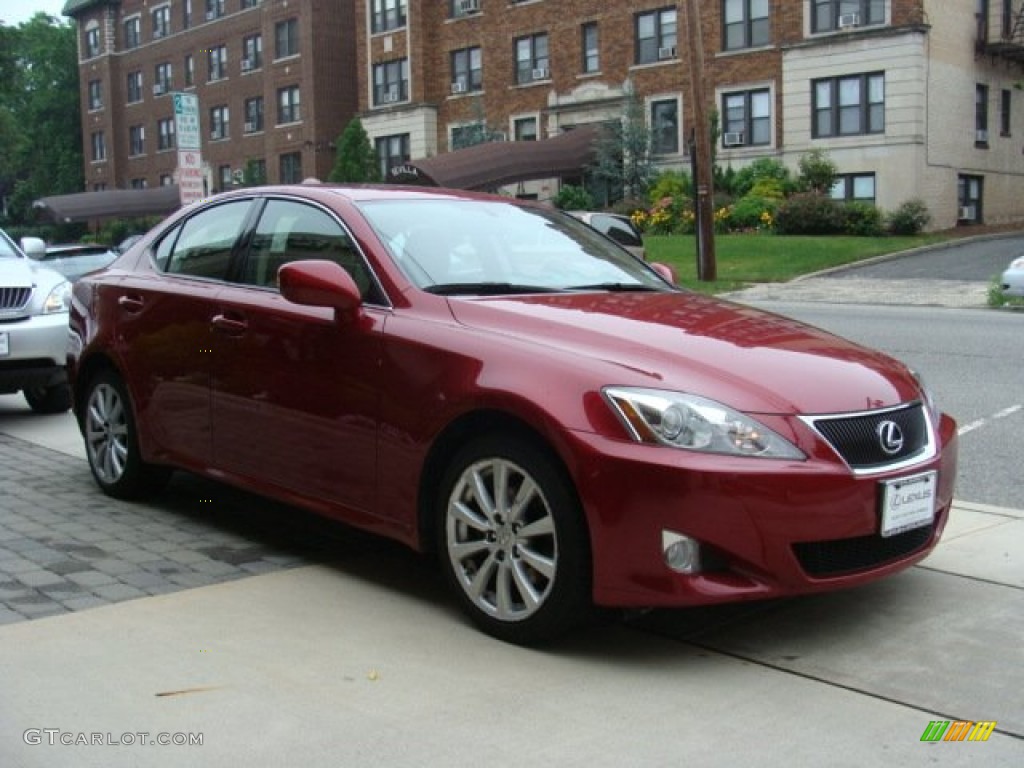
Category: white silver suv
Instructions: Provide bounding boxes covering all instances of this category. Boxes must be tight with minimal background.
[0,228,72,413]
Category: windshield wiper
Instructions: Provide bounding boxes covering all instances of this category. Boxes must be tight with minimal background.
[425,282,563,296]
[565,282,660,292]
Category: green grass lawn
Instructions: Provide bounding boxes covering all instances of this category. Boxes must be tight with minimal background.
[644,233,953,293]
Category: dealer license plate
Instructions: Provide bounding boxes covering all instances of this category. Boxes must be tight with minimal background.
[0,331,8,357]
[880,470,937,538]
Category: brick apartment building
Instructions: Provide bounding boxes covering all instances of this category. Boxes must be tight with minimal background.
[63,0,357,197]
[64,1,1024,229]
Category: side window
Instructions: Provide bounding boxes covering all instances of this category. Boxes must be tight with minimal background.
[241,199,377,300]
[164,201,251,279]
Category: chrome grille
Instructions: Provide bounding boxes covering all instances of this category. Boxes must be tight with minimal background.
[0,286,32,311]
[807,403,932,472]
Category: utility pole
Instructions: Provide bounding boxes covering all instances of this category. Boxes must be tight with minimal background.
[683,0,716,281]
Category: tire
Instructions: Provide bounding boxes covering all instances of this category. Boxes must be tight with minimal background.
[437,434,591,645]
[82,370,171,499]
[23,383,71,414]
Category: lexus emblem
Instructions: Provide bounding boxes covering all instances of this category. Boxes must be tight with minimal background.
[877,420,904,456]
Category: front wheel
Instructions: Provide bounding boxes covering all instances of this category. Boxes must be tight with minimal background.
[23,383,71,414]
[82,370,170,499]
[437,434,591,645]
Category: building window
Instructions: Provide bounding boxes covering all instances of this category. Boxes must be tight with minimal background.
[375,133,410,178]
[152,6,170,39]
[242,0,260,9]
[635,7,677,65]
[157,118,176,150]
[127,71,143,103]
[450,46,482,93]
[208,45,227,81]
[515,34,550,84]
[373,59,408,105]
[812,0,885,33]
[650,98,679,154]
[582,22,599,74]
[280,152,303,183]
[723,0,770,50]
[957,175,983,222]
[154,62,173,95]
[218,164,233,191]
[205,0,225,21]
[244,97,264,133]
[247,159,267,184]
[129,125,145,156]
[830,173,876,202]
[210,105,230,140]
[1000,88,1011,137]
[451,0,482,18]
[184,54,194,87]
[183,0,192,29]
[277,85,301,124]
[371,0,407,34]
[91,131,106,161]
[130,178,148,190]
[721,88,771,146]
[514,116,538,141]
[242,34,263,72]
[160,174,174,186]
[976,84,990,144]
[275,18,299,59]
[124,16,140,49]
[85,27,101,57]
[812,72,884,137]
[88,79,103,110]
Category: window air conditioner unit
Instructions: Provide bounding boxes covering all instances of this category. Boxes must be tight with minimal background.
[491,131,508,142]
[451,80,467,94]
[531,67,549,80]
[658,46,677,60]
[722,132,745,147]
[959,205,975,220]
[837,13,860,29]
[241,59,253,72]
[154,29,164,40]
[205,10,216,21]
[244,121,256,133]
[459,0,481,14]
[382,88,399,103]
[153,84,165,95]
[975,129,988,143]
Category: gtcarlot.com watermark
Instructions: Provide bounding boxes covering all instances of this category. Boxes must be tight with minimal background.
[24,729,203,748]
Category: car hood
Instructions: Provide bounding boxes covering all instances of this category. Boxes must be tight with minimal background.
[446,291,919,415]
[0,258,40,288]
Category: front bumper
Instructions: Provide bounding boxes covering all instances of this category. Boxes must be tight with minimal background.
[0,312,69,392]
[569,412,958,608]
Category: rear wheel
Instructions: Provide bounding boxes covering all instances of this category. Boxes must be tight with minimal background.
[437,434,591,645]
[82,371,170,499]
[23,383,71,414]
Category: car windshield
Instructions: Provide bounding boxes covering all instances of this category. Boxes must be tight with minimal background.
[0,231,22,259]
[358,199,669,295]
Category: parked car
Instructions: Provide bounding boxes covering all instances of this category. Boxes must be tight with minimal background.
[36,243,119,283]
[568,210,646,260]
[1000,255,1024,298]
[67,184,958,644]
[0,229,72,413]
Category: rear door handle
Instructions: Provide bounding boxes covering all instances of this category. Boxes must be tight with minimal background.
[117,294,144,312]
[211,313,248,336]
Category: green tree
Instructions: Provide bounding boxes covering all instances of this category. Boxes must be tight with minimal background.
[797,148,838,194]
[591,80,654,203]
[328,117,381,183]
[0,14,83,226]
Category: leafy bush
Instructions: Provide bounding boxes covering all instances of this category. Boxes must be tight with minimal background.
[729,195,779,231]
[842,202,884,236]
[797,149,838,194]
[647,170,691,204]
[732,158,793,198]
[749,178,787,200]
[886,199,931,235]
[774,193,845,235]
[552,184,595,211]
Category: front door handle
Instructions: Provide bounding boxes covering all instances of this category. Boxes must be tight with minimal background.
[211,313,248,336]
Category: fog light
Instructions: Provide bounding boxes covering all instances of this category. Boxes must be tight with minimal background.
[662,530,702,574]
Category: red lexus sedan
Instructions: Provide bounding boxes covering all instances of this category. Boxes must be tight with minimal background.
[67,184,958,645]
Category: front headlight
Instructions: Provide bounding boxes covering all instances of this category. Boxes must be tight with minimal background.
[42,281,71,314]
[1008,256,1024,270]
[603,387,805,459]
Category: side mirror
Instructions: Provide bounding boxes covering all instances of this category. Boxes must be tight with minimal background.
[20,236,46,259]
[650,261,678,285]
[278,260,362,317]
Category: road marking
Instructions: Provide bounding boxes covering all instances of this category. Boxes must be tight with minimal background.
[958,404,1023,436]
